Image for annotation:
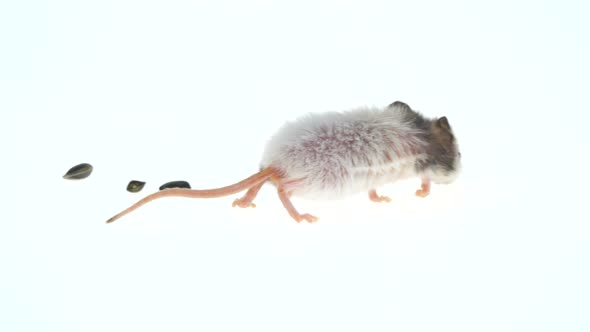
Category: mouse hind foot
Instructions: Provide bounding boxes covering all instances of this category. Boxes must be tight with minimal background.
[232,181,265,208]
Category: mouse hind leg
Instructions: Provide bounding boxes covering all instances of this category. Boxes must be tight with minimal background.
[233,170,318,223]
[277,185,318,223]
[274,177,318,223]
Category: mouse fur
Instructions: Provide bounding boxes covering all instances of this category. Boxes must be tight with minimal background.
[260,101,461,199]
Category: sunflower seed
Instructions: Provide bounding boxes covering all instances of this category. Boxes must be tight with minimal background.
[63,163,93,180]
[159,180,191,190]
[126,180,146,193]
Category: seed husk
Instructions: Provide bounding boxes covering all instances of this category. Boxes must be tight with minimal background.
[63,163,93,180]
[159,180,191,190]
[126,180,146,193]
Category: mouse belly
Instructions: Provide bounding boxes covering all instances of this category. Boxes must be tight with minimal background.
[276,160,419,200]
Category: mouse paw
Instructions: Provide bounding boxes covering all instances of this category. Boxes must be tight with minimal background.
[371,196,392,203]
[297,213,319,223]
[369,189,391,203]
[415,178,431,198]
[232,198,256,208]
[415,189,430,198]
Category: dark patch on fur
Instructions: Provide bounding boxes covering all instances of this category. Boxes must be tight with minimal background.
[416,116,459,174]
[388,101,431,134]
[415,150,456,174]
[388,101,412,111]
[406,112,430,134]
[388,102,449,171]
[436,116,451,131]
[432,116,456,152]
[414,158,430,173]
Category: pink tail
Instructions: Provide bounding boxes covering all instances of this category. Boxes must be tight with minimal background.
[106,168,276,223]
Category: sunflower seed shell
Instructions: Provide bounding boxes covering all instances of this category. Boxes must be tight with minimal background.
[159,181,191,190]
[127,180,146,193]
[63,163,93,180]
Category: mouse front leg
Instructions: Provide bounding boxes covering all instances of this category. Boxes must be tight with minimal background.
[276,184,318,223]
[232,182,265,208]
[415,176,431,197]
[368,189,392,203]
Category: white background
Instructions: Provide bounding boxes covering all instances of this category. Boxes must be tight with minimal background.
[1,0,589,331]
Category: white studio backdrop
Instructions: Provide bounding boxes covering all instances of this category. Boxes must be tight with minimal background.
[1,1,589,331]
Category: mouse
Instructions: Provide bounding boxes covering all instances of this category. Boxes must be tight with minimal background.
[106,101,461,224]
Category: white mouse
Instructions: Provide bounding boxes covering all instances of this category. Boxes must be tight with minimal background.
[106,101,461,223]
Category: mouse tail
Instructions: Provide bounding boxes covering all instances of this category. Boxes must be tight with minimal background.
[106,167,277,223]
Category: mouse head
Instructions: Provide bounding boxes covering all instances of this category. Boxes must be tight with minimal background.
[427,116,462,184]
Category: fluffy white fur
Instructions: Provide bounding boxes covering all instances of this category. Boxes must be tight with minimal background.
[260,106,432,199]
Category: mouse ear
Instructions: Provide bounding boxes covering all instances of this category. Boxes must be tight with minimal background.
[436,116,451,130]
[388,101,412,112]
